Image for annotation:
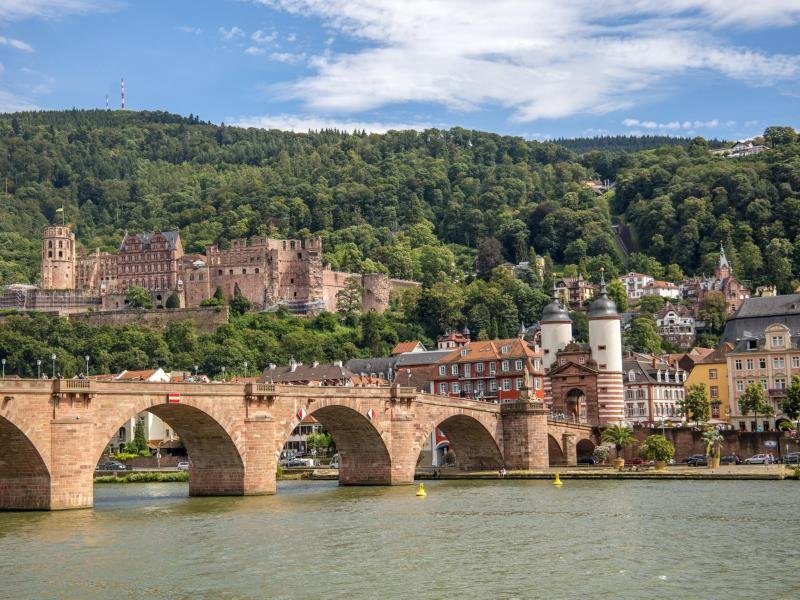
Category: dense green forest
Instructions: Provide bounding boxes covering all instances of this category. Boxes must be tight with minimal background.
[553,135,724,154]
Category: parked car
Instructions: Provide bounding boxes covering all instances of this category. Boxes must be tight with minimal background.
[577,456,596,465]
[283,458,311,468]
[685,454,708,466]
[744,454,770,464]
[329,454,340,469]
[720,454,742,465]
[96,460,127,471]
[176,461,190,471]
[784,452,800,465]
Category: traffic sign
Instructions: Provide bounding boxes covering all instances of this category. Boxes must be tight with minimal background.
[167,392,181,404]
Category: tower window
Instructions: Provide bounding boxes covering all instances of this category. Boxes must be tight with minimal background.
[598,345,606,350]
[48,251,53,258]
[58,251,63,258]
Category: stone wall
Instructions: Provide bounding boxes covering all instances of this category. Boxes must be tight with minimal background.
[69,306,229,334]
[629,426,798,461]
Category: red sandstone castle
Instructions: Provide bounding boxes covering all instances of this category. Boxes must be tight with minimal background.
[40,224,416,313]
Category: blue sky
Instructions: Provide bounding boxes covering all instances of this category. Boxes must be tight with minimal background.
[0,0,798,140]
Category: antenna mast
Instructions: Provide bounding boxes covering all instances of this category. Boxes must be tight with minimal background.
[105,94,109,111]
[121,78,125,110]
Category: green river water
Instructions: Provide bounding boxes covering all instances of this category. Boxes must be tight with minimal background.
[0,480,798,599]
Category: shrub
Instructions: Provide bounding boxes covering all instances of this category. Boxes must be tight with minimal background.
[640,434,675,462]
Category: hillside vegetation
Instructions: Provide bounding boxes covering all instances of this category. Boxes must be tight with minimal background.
[1,111,799,306]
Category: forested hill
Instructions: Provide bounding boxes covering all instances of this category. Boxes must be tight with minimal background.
[554,135,726,154]
[0,110,799,298]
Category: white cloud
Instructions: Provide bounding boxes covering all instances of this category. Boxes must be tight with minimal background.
[270,52,307,64]
[245,46,266,56]
[0,0,116,22]
[0,90,37,112]
[255,1,800,121]
[229,113,431,133]
[623,117,722,130]
[178,26,203,35]
[218,26,245,40]
[0,35,32,51]
[251,29,277,44]
[286,33,296,42]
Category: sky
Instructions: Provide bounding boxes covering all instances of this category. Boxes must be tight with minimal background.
[0,0,799,140]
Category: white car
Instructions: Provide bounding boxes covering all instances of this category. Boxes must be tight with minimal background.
[176,461,190,471]
[743,454,770,464]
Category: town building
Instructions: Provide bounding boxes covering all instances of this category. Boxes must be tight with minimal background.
[27,224,418,315]
[619,272,654,301]
[542,276,626,426]
[681,246,749,314]
[726,323,800,432]
[683,344,733,425]
[346,348,454,392]
[727,140,768,158]
[642,279,680,299]
[656,301,696,348]
[430,336,544,403]
[554,275,595,310]
[720,294,800,346]
[622,353,687,426]
[436,328,471,349]
[391,341,426,355]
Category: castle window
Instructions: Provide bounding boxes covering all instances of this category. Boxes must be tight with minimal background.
[255,268,260,274]
[218,270,223,275]
[58,251,63,258]
[199,274,204,281]
[290,278,294,284]
[48,251,52,258]
[297,253,302,259]
[48,241,52,248]
[229,269,233,275]
[242,269,247,274]
[598,345,606,350]
[290,241,296,249]
[59,241,63,248]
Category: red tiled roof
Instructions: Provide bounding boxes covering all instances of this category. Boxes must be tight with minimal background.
[392,341,423,355]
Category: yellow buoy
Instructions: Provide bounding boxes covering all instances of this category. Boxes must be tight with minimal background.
[553,473,563,486]
[416,482,427,497]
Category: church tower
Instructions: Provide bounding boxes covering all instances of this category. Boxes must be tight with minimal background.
[540,285,572,371]
[587,270,625,425]
[716,243,732,280]
[41,224,76,289]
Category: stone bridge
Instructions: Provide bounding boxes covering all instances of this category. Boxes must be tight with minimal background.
[0,379,596,510]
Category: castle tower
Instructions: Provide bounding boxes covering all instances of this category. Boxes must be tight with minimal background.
[540,285,572,371]
[587,271,624,425]
[41,224,76,289]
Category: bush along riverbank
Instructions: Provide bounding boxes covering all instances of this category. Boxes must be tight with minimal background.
[94,471,189,483]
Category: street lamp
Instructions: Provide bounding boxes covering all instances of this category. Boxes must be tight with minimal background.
[194,364,199,377]
[36,359,41,379]
[1,358,5,379]
[85,355,90,376]
[221,366,226,381]
[51,353,57,378]
[243,361,248,379]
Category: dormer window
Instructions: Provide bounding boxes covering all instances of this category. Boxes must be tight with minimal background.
[460,349,467,357]
[501,345,510,354]
[628,370,636,382]
[771,335,784,348]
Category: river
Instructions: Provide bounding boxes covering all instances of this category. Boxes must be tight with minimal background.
[0,480,798,599]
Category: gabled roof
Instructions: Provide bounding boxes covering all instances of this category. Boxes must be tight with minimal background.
[120,230,181,252]
[391,341,426,355]
[260,363,353,383]
[441,337,538,364]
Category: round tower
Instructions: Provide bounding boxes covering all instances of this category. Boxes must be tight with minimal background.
[540,286,572,371]
[587,270,624,424]
[41,225,76,289]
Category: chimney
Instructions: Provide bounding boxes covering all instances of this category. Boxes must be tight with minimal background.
[312,361,319,368]
[269,363,276,370]
[289,357,297,372]
[652,357,657,368]
[334,360,343,367]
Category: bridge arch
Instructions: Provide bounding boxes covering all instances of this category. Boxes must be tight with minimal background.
[95,398,247,497]
[421,413,503,471]
[279,402,393,486]
[548,434,565,466]
[0,415,51,510]
[576,438,595,461]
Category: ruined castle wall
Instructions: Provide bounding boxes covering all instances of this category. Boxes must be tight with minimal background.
[322,270,356,312]
[362,273,391,313]
[181,265,211,308]
[70,306,229,334]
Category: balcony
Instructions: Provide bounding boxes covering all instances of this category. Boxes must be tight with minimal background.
[768,388,787,397]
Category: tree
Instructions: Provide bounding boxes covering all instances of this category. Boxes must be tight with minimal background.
[763,125,797,147]
[336,277,363,320]
[125,417,150,456]
[606,279,629,312]
[476,237,504,280]
[738,383,774,429]
[698,291,728,333]
[701,427,723,459]
[626,315,662,355]
[679,383,710,425]
[636,294,665,315]
[229,291,252,316]
[781,375,800,429]
[639,434,675,463]
[165,292,181,309]
[126,285,153,309]
[201,286,226,307]
[306,431,334,456]
[601,424,636,459]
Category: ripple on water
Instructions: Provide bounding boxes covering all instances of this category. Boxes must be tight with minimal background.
[0,480,799,599]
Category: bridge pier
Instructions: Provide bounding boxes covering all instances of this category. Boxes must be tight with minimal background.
[501,400,549,470]
[562,433,577,466]
[49,419,95,510]
[242,416,277,495]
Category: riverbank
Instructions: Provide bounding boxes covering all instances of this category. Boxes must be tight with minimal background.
[416,464,799,481]
[94,471,189,483]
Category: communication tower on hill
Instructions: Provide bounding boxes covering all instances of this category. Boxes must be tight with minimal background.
[121,78,125,110]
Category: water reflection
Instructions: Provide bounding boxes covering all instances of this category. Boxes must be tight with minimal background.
[0,480,798,599]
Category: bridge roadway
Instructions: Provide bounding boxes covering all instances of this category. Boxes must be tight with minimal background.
[0,379,595,510]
